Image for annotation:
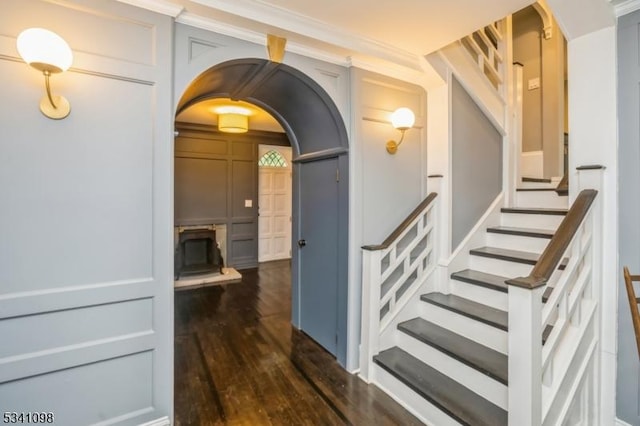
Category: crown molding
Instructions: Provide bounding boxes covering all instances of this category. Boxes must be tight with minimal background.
[176,12,349,66]
[115,0,184,17]
[177,12,265,45]
[348,55,444,91]
[191,0,422,70]
[613,0,640,16]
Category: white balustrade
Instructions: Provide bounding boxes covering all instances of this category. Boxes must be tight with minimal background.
[359,194,439,382]
[507,167,604,425]
[461,20,506,93]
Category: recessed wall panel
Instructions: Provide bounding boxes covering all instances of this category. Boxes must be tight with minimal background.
[0,63,154,293]
[0,351,153,425]
[175,158,228,223]
[0,298,152,358]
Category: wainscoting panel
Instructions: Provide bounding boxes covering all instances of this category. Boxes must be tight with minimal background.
[0,1,173,424]
[0,351,154,425]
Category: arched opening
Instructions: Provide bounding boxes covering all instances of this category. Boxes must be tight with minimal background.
[174,58,350,365]
[513,3,568,181]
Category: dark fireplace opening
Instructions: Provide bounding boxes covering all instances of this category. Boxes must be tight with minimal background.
[175,228,224,279]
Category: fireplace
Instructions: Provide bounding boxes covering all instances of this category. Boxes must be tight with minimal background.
[175,227,224,279]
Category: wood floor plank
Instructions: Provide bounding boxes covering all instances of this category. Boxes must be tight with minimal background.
[174,260,421,425]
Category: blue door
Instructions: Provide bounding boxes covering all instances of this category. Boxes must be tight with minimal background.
[298,157,339,355]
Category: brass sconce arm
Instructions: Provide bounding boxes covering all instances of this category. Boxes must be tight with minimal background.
[386,107,415,155]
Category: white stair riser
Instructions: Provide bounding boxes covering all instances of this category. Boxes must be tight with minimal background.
[486,232,551,253]
[501,212,565,229]
[379,295,424,350]
[518,181,556,189]
[373,365,464,426]
[396,332,508,409]
[469,255,534,278]
[450,280,508,311]
[419,303,508,354]
[515,191,568,209]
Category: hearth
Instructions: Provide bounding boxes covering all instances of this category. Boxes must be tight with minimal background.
[175,227,224,279]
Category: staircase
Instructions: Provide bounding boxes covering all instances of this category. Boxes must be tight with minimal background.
[372,186,566,425]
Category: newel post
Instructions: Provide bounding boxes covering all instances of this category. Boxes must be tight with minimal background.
[506,277,544,426]
[360,248,382,383]
[428,175,447,293]
[577,165,607,424]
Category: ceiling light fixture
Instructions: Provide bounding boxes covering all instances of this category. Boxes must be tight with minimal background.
[17,28,73,120]
[215,106,251,133]
[386,107,415,154]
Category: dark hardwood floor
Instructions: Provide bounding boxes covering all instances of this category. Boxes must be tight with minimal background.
[174,260,423,425]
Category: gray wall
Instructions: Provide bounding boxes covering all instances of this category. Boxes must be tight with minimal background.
[350,67,427,368]
[175,123,288,269]
[451,77,502,249]
[617,11,640,424]
[0,0,173,425]
[513,7,543,153]
[351,68,428,247]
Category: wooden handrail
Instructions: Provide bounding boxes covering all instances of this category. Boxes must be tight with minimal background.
[624,266,640,358]
[506,189,598,289]
[555,174,568,196]
[362,193,437,251]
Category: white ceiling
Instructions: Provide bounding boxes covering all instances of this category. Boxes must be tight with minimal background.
[191,0,535,56]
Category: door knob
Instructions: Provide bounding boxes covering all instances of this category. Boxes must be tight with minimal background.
[298,239,306,247]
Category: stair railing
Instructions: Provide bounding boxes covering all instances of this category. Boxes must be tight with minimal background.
[505,167,604,425]
[460,20,507,95]
[359,193,438,382]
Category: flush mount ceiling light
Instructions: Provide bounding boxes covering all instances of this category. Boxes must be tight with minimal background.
[386,107,416,154]
[215,106,251,133]
[17,28,73,120]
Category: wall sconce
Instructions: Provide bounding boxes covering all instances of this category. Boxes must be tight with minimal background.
[386,107,415,154]
[17,28,73,120]
[215,106,250,133]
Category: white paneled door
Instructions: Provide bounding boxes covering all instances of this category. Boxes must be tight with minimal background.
[258,145,292,262]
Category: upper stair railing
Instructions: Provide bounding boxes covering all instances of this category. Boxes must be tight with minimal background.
[505,166,604,425]
[461,20,506,95]
[359,193,439,381]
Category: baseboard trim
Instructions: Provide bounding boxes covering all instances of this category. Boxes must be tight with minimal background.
[616,418,633,426]
[138,416,171,426]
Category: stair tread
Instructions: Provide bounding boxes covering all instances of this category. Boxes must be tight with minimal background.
[451,269,509,293]
[516,187,561,192]
[501,207,568,215]
[398,318,508,385]
[470,246,568,270]
[522,176,552,183]
[421,292,508,331]
[486,226,554,239]
[374,347,507,426]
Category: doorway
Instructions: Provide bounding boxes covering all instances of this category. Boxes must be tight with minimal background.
[513,3,568,180]
[175,59,349,366]
[258,145,293,263]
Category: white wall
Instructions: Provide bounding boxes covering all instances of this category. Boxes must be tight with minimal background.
[0,0,174,424]
[567,25,618,426]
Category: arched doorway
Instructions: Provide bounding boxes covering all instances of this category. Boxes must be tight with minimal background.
[175,58,350,365]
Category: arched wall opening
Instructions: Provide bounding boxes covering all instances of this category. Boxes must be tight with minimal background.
[175,58,350,366]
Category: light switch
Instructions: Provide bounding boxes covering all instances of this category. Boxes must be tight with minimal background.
[528,77,540,90]
[245,199,253,208]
